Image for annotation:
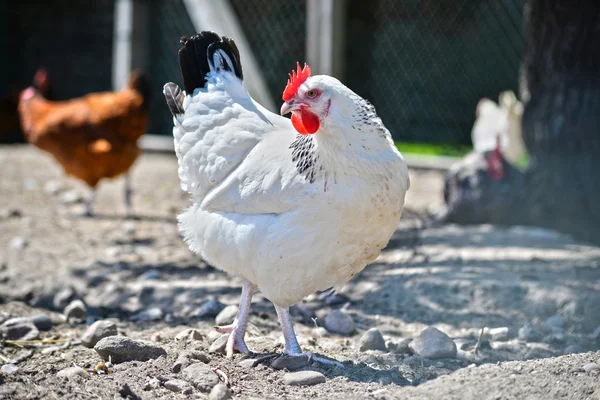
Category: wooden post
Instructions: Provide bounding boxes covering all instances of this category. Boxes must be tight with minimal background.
[306,0,346,78]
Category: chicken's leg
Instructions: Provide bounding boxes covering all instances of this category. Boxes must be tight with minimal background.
[124,173,134,218]
[275,305,343,367]
[84,189,96,217]
[214,280,255,358]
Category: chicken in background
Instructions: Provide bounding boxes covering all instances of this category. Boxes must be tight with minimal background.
[18,69,151,217]
[471,90,527,179]
[164,32,409,365]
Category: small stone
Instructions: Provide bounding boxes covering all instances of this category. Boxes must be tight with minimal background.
[0,321,39,340]
[53,287,76,309]
[2,207,21,219]
[209,383,232,400]
[209,334,229,354]
[324,310,356,335]
[486,327,510,341]
[94,336,167,363]
[318,292,350,306]
[44,180,63,195]
[131,307,163,322]
[207,330,222,344]
[546,315,567,331]
[182,363,219,392]
[121,221,136,235]
[10,236,27,250]
[172,350,210,373]
[143,377,161,390]
[387,338,412,354]
[271,355,311,371]
[283,371,326,386]
[582,363,600,373]
[1,364,18,375]
[408,327,457,359]
[60,189,84,205]
[64,299,87,321]
[358,328,387,352]
[175,328,204,341]
[138,270,161,280]
[518,323,542,342]
[30,314,53,331]
[196,299,226,319]
[564,344,584,354]
[164,379,193,394]
[81,320,118,348]
[215,305,238,326]
[56,366,89,380]
[238,358,260,369]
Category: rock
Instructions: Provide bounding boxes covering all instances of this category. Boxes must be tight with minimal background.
[172,350,210,373]
[131,307,163,322]
[564,344,584,354]
[207,330,223,344]
[408,327,457,359]
[94,336,167,363]
[164,379,193,395]
[81,320,118,348]
[30,314,53,331]
[358,328,387,352]
[175,328,204,341]
[60,189,84,205]
[64,299,87,321]
[143,377,161,390]
[271,355,311,371]
[291,303,316,323]
[56,366,90,380]
[215,305,238,326]
[121,221,136,235]
[10,236,27,250]
[318,292,350,306]
[582,363,600,373]
[1,364,18,375]
[324,310,356,335]
[1,207,21,219]
[53,287,76,309]
[138,270,161,280]
[518,323,542,342]
[209,383,232,400]
[196,299,226,319]
[485,327,510,341]
[0,320,39,340]
[546,315,567,331]
[387,338,412,354]
[209,334,230,354]
[238,358,260,369]
[283,371,326,386]
[182,362,220,392]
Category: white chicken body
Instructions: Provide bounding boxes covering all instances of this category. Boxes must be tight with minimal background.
[172,71,408,307]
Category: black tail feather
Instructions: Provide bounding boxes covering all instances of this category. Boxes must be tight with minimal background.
[163,82,185,117]
[178,31,243,94]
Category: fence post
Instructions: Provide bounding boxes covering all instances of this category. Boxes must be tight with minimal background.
[306,0,346,78]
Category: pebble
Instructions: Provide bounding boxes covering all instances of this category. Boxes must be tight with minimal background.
[144,377,162,390]
[0,320,39,341]
[81,320,118,348]
[408,327,457,359]
[271,355,311,371]
[182,362,220,392]
[196,299,226,319]
[215,305,238,326]
[59,189,84,205]
[10,236,27,250]
[56,366,90,380]
[564,344,584,354]
[138,270,161,280]
[209,383,232,400]
[30,314,53,331]
[1,207,21,219]
[131,307,163,322]
[546,315,567,331]
[386,338,412,354]
[324,310,356,335]
[1,364,18,375]
[94,336,167,363]
[358,328,387,352]
[283,371,326,386]
[318,292,350,306]
[175,328,204,341]
[485,327,510,341]
[238,358,260,369]
[209,334,229,354]
[582,363,600,373]
[207,330,222,344]
[121,221,137,235]
[64,299,87,321]
[172,350,211,373]
[164,379,193,395]
[53,287,76,309]
[518,323,542,342]
[291,304,316,323]
[44,180,63,195]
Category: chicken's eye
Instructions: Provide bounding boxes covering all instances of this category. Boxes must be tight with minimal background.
[306,89,319,99]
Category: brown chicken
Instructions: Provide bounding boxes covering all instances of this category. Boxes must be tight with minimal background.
[18,70,150,217]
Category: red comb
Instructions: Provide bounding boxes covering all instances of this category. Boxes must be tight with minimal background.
[282,62,311,101]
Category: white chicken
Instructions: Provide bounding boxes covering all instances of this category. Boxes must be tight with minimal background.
[163,32,409,364]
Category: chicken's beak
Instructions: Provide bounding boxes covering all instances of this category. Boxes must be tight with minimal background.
[280,101,292,116]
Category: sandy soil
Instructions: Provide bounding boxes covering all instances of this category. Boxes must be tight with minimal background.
[0,145,599,399]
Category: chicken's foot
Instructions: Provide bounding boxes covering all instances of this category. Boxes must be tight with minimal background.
[213,280,255,358]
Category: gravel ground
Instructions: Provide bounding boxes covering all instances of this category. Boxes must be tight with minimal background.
[1,145,599,399]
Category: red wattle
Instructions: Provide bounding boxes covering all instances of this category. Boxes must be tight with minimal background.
[291,109,320,135]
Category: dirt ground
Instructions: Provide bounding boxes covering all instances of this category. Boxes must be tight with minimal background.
[1,145,599,399]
